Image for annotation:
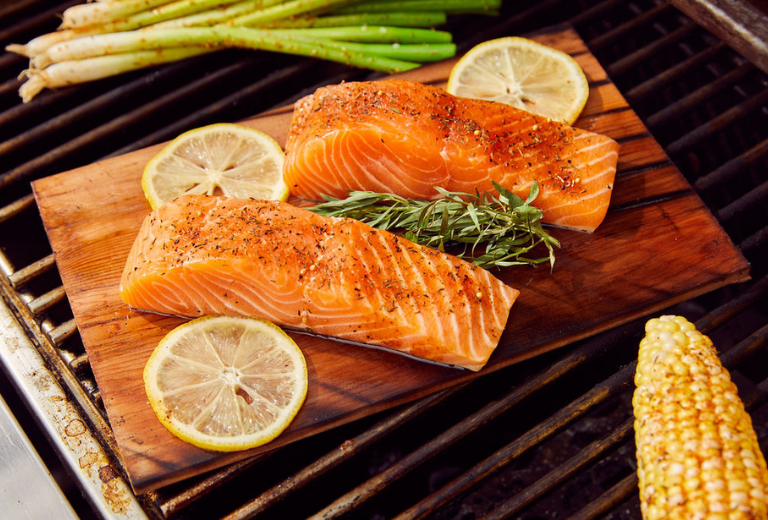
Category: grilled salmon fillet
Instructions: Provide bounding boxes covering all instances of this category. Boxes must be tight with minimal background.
[284,79,619,233]
[120,195,520,371]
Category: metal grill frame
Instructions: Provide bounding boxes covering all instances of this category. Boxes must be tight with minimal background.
[0,1,766,518]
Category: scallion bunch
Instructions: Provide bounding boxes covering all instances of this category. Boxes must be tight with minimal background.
[6,0,502,103]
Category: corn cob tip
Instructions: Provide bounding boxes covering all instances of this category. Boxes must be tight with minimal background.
[633,315,768,520]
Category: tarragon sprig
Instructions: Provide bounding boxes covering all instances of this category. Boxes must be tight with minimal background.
[308,181,560,270]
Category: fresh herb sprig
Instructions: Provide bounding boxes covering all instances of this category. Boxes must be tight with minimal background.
[309,182,560,270]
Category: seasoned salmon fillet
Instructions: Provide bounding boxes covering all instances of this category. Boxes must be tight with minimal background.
[284,79,619,232]
[120,195,520,371]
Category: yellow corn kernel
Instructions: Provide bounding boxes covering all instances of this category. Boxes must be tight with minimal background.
[633,315,768,520]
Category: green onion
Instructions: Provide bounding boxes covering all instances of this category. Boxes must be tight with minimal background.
[7,0,503,102]
[22,27,433,99]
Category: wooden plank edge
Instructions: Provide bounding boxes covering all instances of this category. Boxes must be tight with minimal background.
[671,0,768,75]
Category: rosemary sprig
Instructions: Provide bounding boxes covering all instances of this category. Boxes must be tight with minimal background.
[308,181,560,270]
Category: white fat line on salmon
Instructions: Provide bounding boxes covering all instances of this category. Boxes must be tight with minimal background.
[391,236,448,345]
[354,143,416,196]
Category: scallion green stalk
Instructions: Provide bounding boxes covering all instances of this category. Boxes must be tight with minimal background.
[333,0,501,15]
[262,26,453,43]
[230,0,363,27]
[152,0,286,28]
[120,0,250,28]
[263,11,447,28]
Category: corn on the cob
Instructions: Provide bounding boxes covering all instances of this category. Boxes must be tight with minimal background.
[633,315,768,520]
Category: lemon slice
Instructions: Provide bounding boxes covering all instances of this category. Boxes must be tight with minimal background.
[144,315,308,452]
[447,36,589,124]
[142,123,288,209]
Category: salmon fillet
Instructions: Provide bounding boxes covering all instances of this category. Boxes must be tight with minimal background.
[120,195,520,371]
[284,79,619,233]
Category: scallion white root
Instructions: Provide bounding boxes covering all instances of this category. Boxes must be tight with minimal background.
[7,0,247,58]
[60,0,173,29]
[19,47,211,102]
[6,29,100,58]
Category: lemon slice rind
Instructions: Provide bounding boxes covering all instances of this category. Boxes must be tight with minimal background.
[144,315,308,452]
[446,36,589,125]
[142,123,288,209]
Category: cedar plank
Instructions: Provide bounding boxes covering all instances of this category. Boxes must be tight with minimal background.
[617,136,669,171]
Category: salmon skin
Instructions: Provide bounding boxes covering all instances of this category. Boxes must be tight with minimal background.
[120,194,520,371]
[284,79,619,233]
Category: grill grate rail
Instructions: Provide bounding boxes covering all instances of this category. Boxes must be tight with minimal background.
[0,0,766,519]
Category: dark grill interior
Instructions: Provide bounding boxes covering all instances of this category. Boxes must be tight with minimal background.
[0,1,766,518]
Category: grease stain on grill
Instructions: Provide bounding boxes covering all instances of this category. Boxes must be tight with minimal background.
[64,417,86,436]
[99,465,118,483]
[79,449,133,514]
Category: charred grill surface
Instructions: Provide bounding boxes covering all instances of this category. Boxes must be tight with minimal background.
[0,1,766,518]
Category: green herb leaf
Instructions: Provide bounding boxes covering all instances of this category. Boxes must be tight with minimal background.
[308,182,560,270]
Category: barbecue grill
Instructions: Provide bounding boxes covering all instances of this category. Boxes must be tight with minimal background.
[1,0,766,518]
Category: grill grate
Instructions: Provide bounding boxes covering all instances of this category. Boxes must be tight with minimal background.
[0,1,766,518]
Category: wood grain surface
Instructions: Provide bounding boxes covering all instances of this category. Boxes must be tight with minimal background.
[671,0,768,75]
[32,25,750,493]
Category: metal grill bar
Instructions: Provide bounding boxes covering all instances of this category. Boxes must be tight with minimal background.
[47,318,78,346]
[570,472,639,520]
[717,179,768,223]
[8,253,55,289]
[588,2,675,51]
[642,61,753,127]
[486,418,635,519]
[0,0,80,43]
[607,21,698,77]
[26,285,66,315]
[694,137,768,192]
[741,226,768,256]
